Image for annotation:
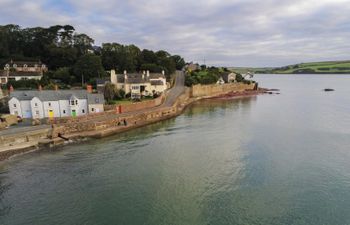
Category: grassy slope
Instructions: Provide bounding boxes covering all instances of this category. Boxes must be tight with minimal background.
[229,60,350,74]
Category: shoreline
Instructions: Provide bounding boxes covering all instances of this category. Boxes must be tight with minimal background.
[0,87,273,161]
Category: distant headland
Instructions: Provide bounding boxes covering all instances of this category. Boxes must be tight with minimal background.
[229,60,350,74]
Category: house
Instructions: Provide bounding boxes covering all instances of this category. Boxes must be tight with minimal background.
[217,72,237,84]
[8,87,104,119]
[0,60,48,84]
[185,62,200,72]
[110,70,167,99]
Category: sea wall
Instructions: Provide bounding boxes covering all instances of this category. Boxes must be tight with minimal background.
[0,128,50,146]
[191,83,255,98]
[47,95,165,125]
[104,95,164,113]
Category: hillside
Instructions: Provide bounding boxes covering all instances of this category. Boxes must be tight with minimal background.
[229,60,350,74]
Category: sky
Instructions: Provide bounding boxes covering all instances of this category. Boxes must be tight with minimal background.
[1,0,350,67]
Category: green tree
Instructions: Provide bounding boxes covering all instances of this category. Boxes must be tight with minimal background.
[104,83,116,102]
[73,54,105,83]
[171,55,185,70]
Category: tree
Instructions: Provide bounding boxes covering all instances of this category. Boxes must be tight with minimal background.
[53,67,73,84]
[171,55,185,70]
[73,54,105,83]
[104,83,116,102]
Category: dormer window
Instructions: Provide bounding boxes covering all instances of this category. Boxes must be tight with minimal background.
[71,100,75,105]
[75,100,78,105]
[42,64,46,68]
[5,64,9,69]
[13,64,17,68]
[23,64,27,68]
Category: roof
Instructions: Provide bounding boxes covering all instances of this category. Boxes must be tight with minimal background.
[220,72,236,83]
[115,72,166,84]
[5,61,45,67]
[96,78,109,85]
[87,93,105,104]
[150,80,164,85]
[0,71,42,77]
[10,90,104,103]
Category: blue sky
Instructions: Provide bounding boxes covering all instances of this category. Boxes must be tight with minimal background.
[1,0,350,67]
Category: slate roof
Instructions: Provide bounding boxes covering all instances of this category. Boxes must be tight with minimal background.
[87,93,105,104]
[115,72,165,84]
[220,72,236,83]
[10,90,104,104]
[6,61,44,67]
[150,80,164,85]
[0,71,43,77]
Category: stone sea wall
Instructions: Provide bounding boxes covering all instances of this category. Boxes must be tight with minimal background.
[191,83,255,98]
[104,95,165,113]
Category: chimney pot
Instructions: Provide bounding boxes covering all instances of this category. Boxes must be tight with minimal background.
[86,84,93,93]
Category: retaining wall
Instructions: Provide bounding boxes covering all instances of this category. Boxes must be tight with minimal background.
[191,83,255,98]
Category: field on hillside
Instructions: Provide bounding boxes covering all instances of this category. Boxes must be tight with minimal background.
[229,60,350,74]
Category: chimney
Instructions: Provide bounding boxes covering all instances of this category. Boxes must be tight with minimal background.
[54,85,59,91]
[124,70,128,81]
[9,85,14,93]
[86,84,93,93]
[111,69,116,84]
[162,70,165,76]
[38,85,42,91]
[146,70,150,78]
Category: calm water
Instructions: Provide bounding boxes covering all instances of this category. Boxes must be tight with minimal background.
[1,74,350,225]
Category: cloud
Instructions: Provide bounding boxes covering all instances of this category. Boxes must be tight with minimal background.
[0,0,350,66]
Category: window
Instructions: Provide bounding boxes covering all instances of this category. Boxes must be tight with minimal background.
[82,109,85,113]
[34,103,38,107]
[71,100,75,105]
[48,102,51,106]
[95,98,99,103]
[75,100,78,105]
[14,111,18,115]
[13,104,16,108]
[91,108,95,112]
[35,111,39,115]
[63,110,66,114]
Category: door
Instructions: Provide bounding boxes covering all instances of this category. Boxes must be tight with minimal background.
[71,110,76,117]
[48,110,54,118]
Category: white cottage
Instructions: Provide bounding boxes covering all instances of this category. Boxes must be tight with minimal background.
[110,70,167,99]
[8,89,105,119]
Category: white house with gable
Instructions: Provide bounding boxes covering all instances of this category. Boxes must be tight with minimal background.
[9,89,104,119]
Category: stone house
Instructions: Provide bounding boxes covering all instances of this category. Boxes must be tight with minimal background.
[8,88,104,119]
[110,70,167,99]
[0,60,48,84]
[217,72,237,84]
[185,62,200,72]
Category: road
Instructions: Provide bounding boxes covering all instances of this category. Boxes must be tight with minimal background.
[162,70,185,107]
